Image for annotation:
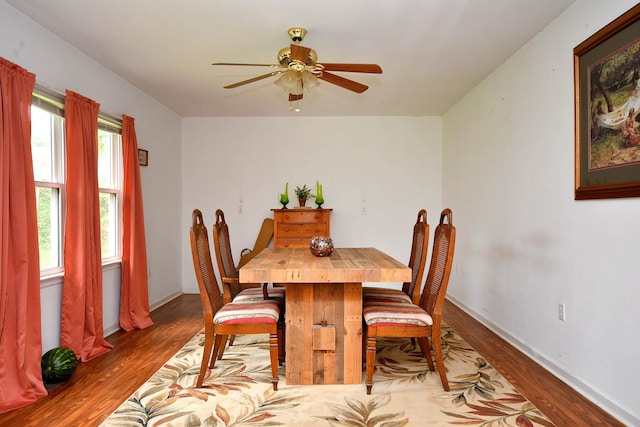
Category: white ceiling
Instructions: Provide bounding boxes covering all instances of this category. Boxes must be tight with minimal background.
[6,0,575,117]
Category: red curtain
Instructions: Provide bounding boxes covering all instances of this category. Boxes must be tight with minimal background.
[119,115,153,330]
[0,58,47,412]
[60,90,112,361]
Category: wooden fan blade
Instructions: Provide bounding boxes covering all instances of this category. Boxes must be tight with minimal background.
[320,63,382,74]
[290,44,312,63]
[289,93,303,102]
[212,62,280,67]
[223,71,283,89]
[318,71,369,93]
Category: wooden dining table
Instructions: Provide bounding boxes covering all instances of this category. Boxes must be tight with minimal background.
[239,247,411,385]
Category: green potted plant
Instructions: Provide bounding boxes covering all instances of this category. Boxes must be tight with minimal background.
[294,185,314,207]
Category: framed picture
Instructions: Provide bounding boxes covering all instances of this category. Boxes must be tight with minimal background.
[574,4,640,200]
[138,149,148,166]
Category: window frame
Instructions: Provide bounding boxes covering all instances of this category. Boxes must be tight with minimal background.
[98,127,124,263]
[31,84,124,278]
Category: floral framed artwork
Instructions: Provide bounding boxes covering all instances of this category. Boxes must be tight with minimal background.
[138,149,148,166]
[574,4,640,200]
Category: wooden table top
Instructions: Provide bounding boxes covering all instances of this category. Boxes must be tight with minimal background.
[239,247,411,284]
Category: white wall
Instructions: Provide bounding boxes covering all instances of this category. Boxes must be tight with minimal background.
[442,1,639,424]
[181,116,443,292]
[1,2,184,350]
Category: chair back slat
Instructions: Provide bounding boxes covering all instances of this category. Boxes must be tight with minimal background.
[419,208,456,317]
[212,209,242,298]
[402,209,430,304]
[190,209,224,316]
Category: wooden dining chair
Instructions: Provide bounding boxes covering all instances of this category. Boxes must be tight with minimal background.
[362,209,429,304]
[363,208,456,394]
[212,209,285,304]
[190,209,281,390]
[212,209,285,359]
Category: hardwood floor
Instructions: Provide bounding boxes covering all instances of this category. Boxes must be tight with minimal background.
[0,294,623,426]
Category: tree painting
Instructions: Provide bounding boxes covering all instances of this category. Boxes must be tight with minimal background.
[589,37,640,169]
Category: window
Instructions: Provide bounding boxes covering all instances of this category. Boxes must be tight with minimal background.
[32,105,64,273]
[31,88,123,275]
[98,129,123,260]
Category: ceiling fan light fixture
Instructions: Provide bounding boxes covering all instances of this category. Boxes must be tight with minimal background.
[274,70,297,91]
[274,69,311,112]
[301,70,319,90]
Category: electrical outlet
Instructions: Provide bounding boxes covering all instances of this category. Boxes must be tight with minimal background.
[558,303,566,321]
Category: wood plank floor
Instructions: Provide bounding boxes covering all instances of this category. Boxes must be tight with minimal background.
[0,294,623,426]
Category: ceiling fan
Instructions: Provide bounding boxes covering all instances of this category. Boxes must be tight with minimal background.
[212,28,382,109]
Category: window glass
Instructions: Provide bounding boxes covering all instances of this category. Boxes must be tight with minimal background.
[98,129,122,259]
[99,192,118,257]
[32,105,65,273]
[36,186,61,270]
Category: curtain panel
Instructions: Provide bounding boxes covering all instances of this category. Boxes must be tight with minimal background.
[60,90,113,361]
[0,57,47,412]
[119,115,153,330]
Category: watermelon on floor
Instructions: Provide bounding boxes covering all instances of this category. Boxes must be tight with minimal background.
[41,347,78,383]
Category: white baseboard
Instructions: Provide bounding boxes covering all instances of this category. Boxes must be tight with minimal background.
[104,291,185,338]
[446,296,637,426]
[149,291,184,311]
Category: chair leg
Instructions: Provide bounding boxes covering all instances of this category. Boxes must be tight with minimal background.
[196,324,215,387]
[365,333,377,394]
[361,325,367,368]
[268,331,280,391]
[228,334,236,346]
[418,336,435,372]
[277,320,285,366]
[210,334,227,369]
[432,328,449,391]
[215,334,229,362]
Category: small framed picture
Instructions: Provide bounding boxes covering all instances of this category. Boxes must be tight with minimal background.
[138,149,148,167]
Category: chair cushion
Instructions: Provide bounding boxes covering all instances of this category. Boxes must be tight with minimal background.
[214,300,280,325]
[364,302,433,327]
[232,286,286,303]
[362,287,412,304]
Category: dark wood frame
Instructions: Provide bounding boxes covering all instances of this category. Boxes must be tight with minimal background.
[137,148,148,166]
[574,4,640,200]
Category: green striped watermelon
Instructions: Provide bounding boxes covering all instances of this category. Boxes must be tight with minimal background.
[41,347,78,383]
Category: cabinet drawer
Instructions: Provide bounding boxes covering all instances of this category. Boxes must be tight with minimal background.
[277,237,314,248]
[279,222,328,237]
[276,211,327,223]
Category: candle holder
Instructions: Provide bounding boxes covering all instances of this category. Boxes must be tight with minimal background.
[315,180,324,209]
[279,182,289,209]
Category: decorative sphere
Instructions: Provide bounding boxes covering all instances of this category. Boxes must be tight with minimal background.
[310,236,334,257]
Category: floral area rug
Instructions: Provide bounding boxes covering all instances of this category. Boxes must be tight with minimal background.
[101,324,554,426]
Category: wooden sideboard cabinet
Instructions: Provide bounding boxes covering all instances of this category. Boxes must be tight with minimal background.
[271,208,332,248]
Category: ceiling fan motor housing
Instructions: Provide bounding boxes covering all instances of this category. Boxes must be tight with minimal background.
[278,47,317,68]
